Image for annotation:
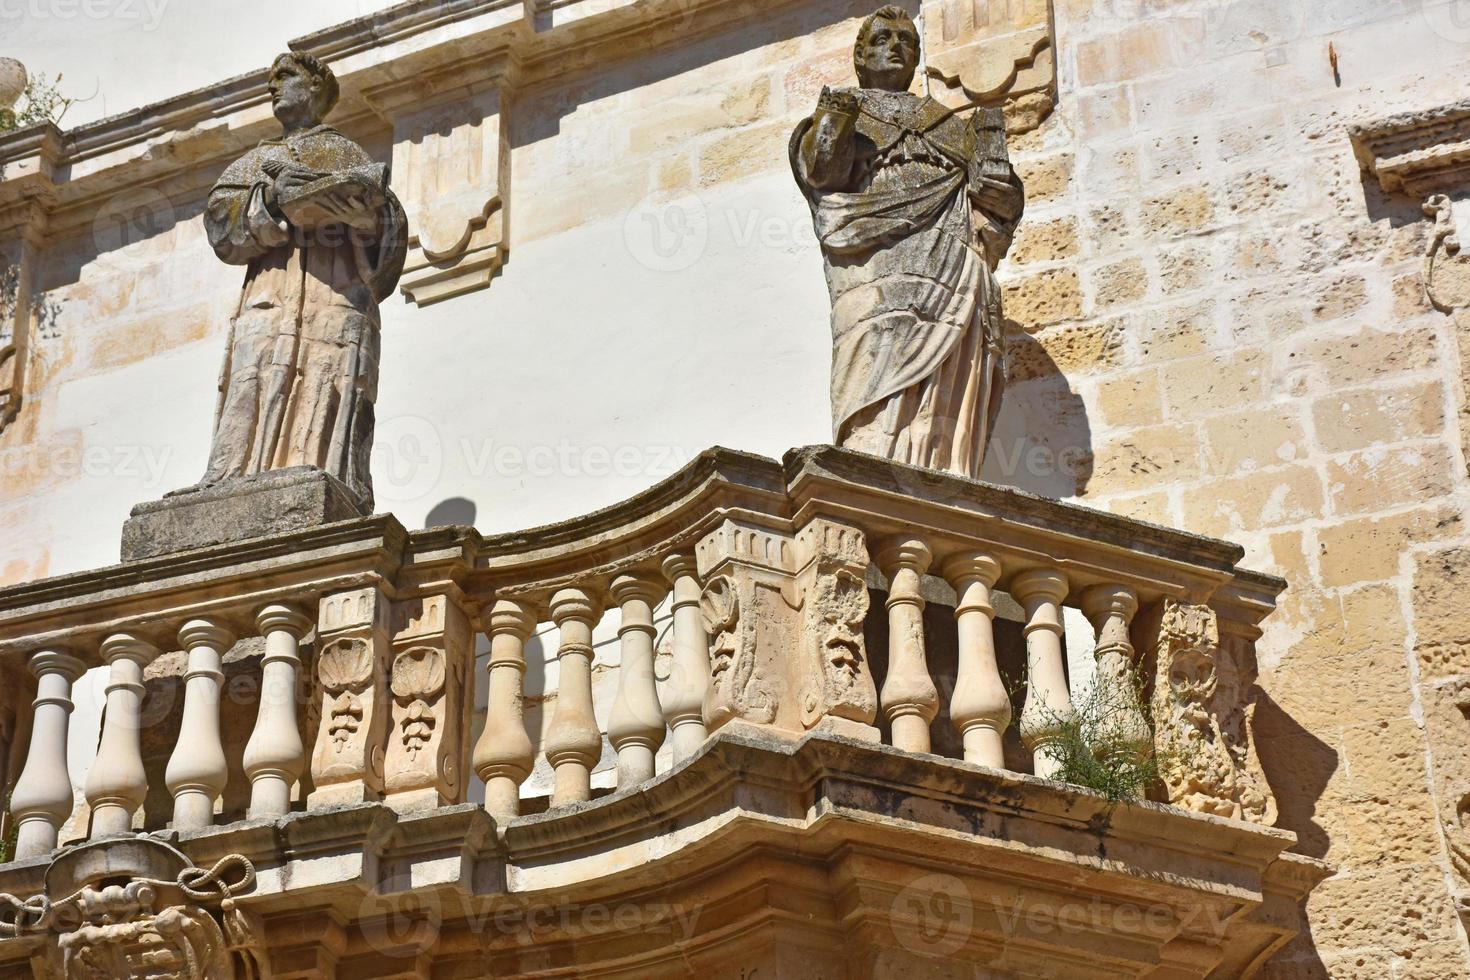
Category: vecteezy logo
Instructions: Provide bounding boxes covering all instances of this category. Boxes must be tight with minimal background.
[372,414,443,504]
[623,192,709,272]
[91,188,176,271]
[890,872,972,957]
[1424,1,1470,43]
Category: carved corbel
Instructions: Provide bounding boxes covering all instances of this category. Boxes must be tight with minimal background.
[694,519,798,733]
[363,50,518,307]
[923,21,1055,135]
[309,586,392,806]
[792,517,878,739]
[1135,599,1274,824]
[384,594,473,810]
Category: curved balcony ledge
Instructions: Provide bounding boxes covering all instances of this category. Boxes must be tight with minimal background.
[0,446,1277,661]
[0,729,1325,978]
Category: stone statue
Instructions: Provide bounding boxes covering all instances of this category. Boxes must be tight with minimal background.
[790,6,1024,478]
[201,51,406,508]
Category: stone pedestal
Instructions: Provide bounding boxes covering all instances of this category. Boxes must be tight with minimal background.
[120,467,370,562]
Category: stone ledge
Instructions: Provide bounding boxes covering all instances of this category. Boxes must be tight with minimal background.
[0,731,1328,977]
[120,468,371,563]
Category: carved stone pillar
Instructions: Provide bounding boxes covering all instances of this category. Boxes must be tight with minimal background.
[793,518,877,740]
[243,604,312,819]
[472,598,537,823]
[1013,568,1073,779]
[877,539,938,754]
[942,552,1009,768]
[385,593,474,810]
[1080,584,1150,764]
[1137,599,1277,822]
[10,650,86,858]
[545,587,602,807]
[608,573,667,787]
[165,619,235,830]
[660,553,709,760]
[84,633,159,836]
[310,586,392,807]
[696,521,796,734]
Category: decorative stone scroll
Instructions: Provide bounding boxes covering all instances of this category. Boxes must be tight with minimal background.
[384,594,473,809]
[1139,600,1274,824]
[309,586,392,806]
[0,837,266,979]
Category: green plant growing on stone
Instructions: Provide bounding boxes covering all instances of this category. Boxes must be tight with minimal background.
[1017,659,1205,806]
[0,73,74,133]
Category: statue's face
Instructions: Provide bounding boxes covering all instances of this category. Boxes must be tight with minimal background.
[269,58,321,126]
[857,15,919,92]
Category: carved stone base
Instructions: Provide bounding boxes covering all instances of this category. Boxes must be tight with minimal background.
[121,467,370,562]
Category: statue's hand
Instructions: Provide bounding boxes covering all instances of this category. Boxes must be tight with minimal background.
[816,86,859,120]
[269,163,322,206]
[314,190,380,233]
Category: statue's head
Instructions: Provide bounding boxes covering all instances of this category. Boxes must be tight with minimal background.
[269,51,339,129]
[854,5,919,92]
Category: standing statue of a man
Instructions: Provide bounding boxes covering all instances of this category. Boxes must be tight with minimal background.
[201,51,406,508]
[791,6,1024,477]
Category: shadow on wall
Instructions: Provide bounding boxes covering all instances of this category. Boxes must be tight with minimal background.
[424,496,478,528]
[1252,689,1337,977]
[980,322,1094,499]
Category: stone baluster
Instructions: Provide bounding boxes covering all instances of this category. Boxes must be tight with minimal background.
[943,552,1009,768]
[1081,584,1150,763]
[10,650,86,859]
[545,588,602,807]
[472,599,538,823]
[1013,569,1073,779]
[243,605,313,820]
[84,634,159,837]
[165,619,235,830]
[878,539,939,754]
[661,554,709,761]
[608,573,667,787]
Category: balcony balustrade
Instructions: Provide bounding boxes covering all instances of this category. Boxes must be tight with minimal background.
[0,447,1326,978]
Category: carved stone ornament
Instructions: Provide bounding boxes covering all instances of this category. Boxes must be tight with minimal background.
[1149,601,1273,824]
[699,573,777,728]
[318,636,375,751]
[1352,101,1470,314]
[390,646,446,760]
[794,519,877,729]
[0,837,267,980]
[790,6,1025,478]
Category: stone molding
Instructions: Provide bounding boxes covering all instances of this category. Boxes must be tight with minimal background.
[1350,99,1470,198]
[0,446,1279,666]
[0,731,1328,977]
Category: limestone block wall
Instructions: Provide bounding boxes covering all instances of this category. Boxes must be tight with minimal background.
[6,0,1470,973]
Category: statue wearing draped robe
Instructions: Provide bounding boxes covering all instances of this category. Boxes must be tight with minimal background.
[791,6,1024,477]
[200,51,406,508]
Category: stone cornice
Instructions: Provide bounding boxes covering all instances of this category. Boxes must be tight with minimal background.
[1350,98,1470,197]
[0,0,805,242]
[0,730,1328,975]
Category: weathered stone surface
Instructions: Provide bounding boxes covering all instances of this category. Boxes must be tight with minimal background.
[120,466,370,561]
[791,6,1023,478]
